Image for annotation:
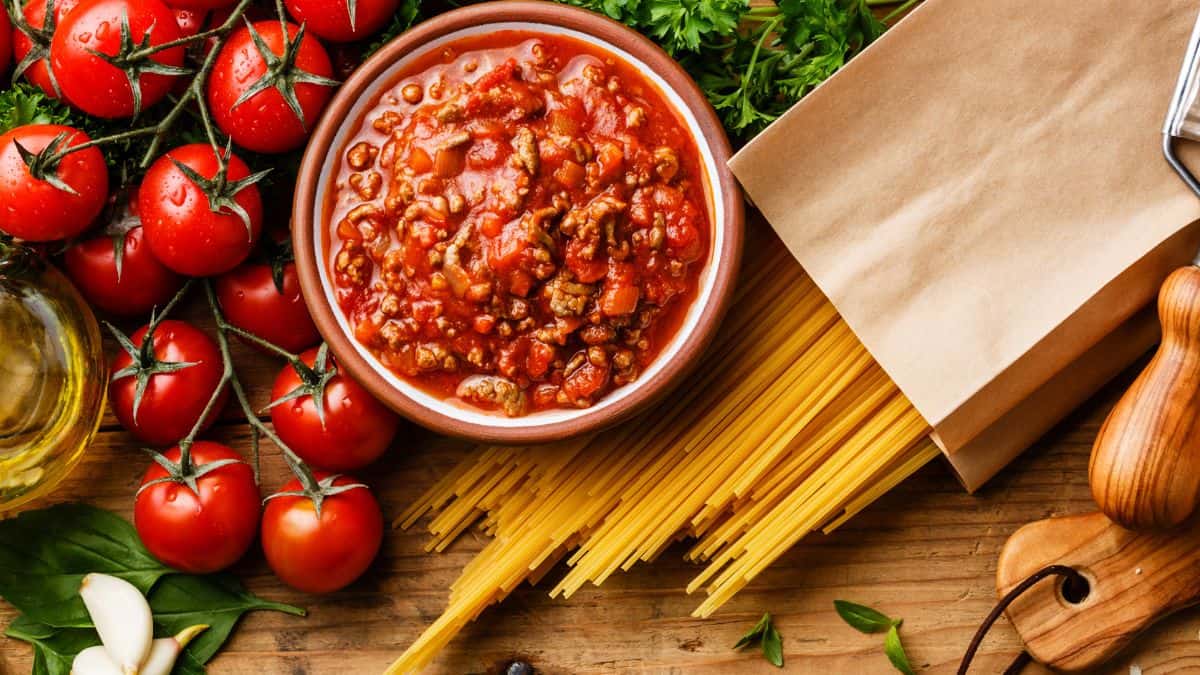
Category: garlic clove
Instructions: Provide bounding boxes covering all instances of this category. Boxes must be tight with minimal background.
[139,625,208,675]
[78,573,153,675]
[71,645,124,675]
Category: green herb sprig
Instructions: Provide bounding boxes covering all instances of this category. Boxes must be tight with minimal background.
[734,612,784,667]
[563,0,902,140]
[834,600,916,674]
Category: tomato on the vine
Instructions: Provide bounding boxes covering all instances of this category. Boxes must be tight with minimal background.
[0,6,11,74]
[0,124,108,241]
[215,258,321,353]
[283,0,398,43]
[134,441,259,573]
[261,474,383,593]
[109,319,228,446]
[269,347,399,472]
[162,0,233,13]
[11,0,82,96]
[139,143,264,277]
[50,0,185,118]
[65,196,183,316]
[208,20,336,154]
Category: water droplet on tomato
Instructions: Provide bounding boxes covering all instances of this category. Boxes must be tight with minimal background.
[168,184,186,205]
[94,21,109,39]
[78,30,92,41]
[292,403,303,414]
[341,396,352,408]
[165,491,177,502]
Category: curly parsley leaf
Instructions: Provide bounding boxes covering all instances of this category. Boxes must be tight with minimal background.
[0,83,75,134]
[362,0,423,57]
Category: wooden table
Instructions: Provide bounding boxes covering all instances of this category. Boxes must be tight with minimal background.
[2,268,1198,675]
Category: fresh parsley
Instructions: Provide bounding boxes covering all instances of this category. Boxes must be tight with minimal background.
[733,612,784,667]
[834,600,916,674]
[560,0,892,140]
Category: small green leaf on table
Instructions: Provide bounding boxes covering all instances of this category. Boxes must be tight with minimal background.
[733,612,784,668]
[885,624,916,675]
[834,599,900,634]
[835,600,916,674]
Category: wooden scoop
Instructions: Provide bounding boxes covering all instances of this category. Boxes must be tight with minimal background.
[998,511,1200,671]
[1089,265,1200,530]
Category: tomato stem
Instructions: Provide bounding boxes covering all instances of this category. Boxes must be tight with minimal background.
[35,0,256,172]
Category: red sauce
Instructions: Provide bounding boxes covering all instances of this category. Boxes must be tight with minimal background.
[327,30,711,416]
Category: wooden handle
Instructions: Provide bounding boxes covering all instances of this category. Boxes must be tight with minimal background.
[998,511,1200,671]
[1090,265,1200,530]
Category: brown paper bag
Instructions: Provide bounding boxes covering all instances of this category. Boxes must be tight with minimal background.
[730,0,1200,491]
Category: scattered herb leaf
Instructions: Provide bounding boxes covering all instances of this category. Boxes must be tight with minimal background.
[835,601,915,674]
[733,612,783,668]
[834,599,899,634]
[885,624,916,675]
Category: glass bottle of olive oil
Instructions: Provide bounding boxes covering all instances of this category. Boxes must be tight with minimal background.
[0,243,106,512]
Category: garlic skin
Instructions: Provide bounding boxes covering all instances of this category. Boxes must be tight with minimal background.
[78,573,153,675]
[71,645,124,675]
[140,625,208,675]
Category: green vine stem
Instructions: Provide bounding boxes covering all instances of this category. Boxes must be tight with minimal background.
[19,0,256,170]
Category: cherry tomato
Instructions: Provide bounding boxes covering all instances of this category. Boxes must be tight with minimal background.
[50,0,185,118]
[208,20,335,153]
[162,0,232,12]
[261,474,383,593]
[65,191,184,316]
[0,6,11,74]
[11,0,82,96]
[110,319,229,446]
[134,441,259,573]
[139,143,263,276]
[172,6,205,35]
[283,0,397,43]
[269,348,398,471]
[215,261,321,353]
[0,124,107,241]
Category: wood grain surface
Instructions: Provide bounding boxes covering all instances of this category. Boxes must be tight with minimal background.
[998,511,1200,672]
[2,294,1198,674]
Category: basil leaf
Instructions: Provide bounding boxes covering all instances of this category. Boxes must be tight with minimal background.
[5,616,100,675]
[0,503,172,627]
[0,505,305,673]
[833,600,897,634]
[761,622,784,667]
[733,612,770,649]
[148,573,305,664]
[884,624,916,675]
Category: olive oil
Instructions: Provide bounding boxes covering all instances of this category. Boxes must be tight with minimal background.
[0,249,106,512]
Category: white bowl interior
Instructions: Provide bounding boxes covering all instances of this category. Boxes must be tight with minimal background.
[314,21,725,428]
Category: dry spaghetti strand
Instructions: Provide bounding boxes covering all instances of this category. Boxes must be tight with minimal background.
[386,229,936,673]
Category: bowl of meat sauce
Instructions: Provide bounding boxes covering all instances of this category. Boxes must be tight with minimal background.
[293,1,743,443]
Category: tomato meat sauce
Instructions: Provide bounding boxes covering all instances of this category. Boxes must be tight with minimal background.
[327,31,711,416]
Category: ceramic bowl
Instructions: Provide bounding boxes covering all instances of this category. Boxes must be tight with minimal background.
[293,0,744,444]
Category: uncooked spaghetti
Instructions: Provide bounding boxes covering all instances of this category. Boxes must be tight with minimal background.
[388,223,938,673]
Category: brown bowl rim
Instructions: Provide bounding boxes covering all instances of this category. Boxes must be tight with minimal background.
[293,0,745,444]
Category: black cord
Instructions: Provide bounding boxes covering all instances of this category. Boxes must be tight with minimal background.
[958,564,1087,675]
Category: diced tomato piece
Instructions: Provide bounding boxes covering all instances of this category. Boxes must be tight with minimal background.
[564,238,607,283]
[526,340,556,378]
[562,360,610,402]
